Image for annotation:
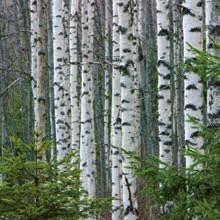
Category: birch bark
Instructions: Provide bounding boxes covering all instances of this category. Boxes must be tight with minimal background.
[30,0,42,140]
[156,0,172,166]
[87,0,96,199]
[118,1,139,219]
[104,0,111,194]
[80,0,96,202]
[183,0,204,168]
[70,0,80,153]
[47,0,56,149]
[53,0,71,161]
[206,0,220,126]
[111,0,122,218]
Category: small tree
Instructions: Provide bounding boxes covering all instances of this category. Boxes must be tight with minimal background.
[0,138,107,220]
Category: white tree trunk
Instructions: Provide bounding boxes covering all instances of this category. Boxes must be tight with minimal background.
[80,0,96,203]
[53,0,71,162]
[118,1,139,219]
[183,0,204,168]
[104,0,111,194]
[111,1,122,219]
[132,0,141,162]
[87,0,96,200]
[30,0,47,151]
[206,0,220,126]
[156,0,172,166]
[70,0,80,154]
[30,0,39,132]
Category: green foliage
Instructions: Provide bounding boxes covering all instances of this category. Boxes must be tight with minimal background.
[133,44,220,218]
[0,138,109,220]
[132,124,220,220]
[184,44,220,84]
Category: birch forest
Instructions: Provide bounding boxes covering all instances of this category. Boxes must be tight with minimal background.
[1,0,220,219]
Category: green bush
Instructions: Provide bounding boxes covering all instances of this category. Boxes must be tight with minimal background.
[0,138,108,220]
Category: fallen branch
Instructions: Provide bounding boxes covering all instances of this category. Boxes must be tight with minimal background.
[0,78,20,97]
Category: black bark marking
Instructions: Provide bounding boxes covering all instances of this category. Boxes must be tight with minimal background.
[190,27,201,32]
[124,176,139,217]
[119,26,127,34]
[182,6,195,17]
[158,60,171,69]
[164,142,172,147]
[209,25,220,36]
[185,104,197,111]
[196,1,203,7]
[158,29,169,36]
[186,84,197,90]
[159,85,170,90]
[122,122,131,126]
[191,131,200,138]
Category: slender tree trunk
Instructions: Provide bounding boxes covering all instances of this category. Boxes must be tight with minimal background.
[118,1,139,219]
[87,0,96,200]
[52,0,71,161]
[104,0,111,195]
[132,0,141,161]
[183,0,204,168]
[111,0,122,219]
[30,0,39,138]
[171,0,185,169]
[0,22,4,183]
[37,0,47,141]
[137,0,147,158]
[30,0,47,158]
[206,0,220,126]
[80,0,96,205]
[145,0,158,157]
[47,0,56,148]
[19,0,32,143]
[156,0,172,166]
[70,0,80,154]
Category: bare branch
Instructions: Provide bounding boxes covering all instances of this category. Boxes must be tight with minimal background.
[0,78,20,97]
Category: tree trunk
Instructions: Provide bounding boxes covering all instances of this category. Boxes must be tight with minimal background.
[156,0,172,166]
[111,0,122,219]
[104,0,112,195]
[52,0,71,161]
[47,0,56,150]
[80,0,96,205]
[183,0,204,168]
[206,0,220,126]
[70,0,80,154]
[37,0,47,141]
[118,1,139,219]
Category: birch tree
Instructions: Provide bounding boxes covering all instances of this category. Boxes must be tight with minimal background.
[156,0,172,166]
[30,0,47,141]
[111,0,122,218]
[30,0,38,132]
[118,0,139,218]
[47,0,56,145]
[53,0,71,161]
[183,0,204,168]
[206,0,220,126]
[70,0,80,153]
[104,0,111,194]
[80,0,96,202]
